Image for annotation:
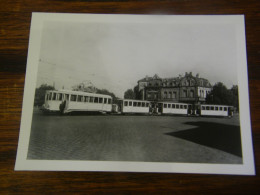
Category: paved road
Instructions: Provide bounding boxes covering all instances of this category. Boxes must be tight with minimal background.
[28,109,242,164]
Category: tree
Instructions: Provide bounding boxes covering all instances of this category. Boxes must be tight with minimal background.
[34,84,55,106]
[133,85,142,100]
[96,88,118,103]
[230,85,239,111]
[206,83,239,111]
[206,82,233,105]
[124,89,135,99]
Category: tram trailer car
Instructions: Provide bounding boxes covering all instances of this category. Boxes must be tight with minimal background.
[42,90,112,114]
[199,104,234,117]
[120,99,151,114]
[158,102,192,115]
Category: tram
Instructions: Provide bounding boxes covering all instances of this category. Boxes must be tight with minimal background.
[119,99,151,114]
[41,89,113,114]
[41,90,234,117]
[157,102,192,115]
[198,104,234,117]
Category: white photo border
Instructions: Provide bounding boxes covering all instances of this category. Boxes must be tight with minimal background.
[15,13,255,175]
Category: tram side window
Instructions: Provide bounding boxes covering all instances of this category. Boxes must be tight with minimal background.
[146,103,149,107]
[220,107,223,111]
[48,93,52,100]
[168,104,171,108]
[99,97,103,104]
[133,102,137,107]
[129,101,133,106]
[206,106,209,110]
[180,105,183,109]
[202,106,205,110]
[104,98,107,104]
[211,106,214,110]
[184,105,187,109]
[142,102,145,107]
[77,95,83,102]
[163,104,167,108]
[52,93,57,100]
[108,99,112,104]
[89,97,94,103]
[224,107,227,111]
[58,93,62,101]
[176,104,179,109]
[124,101,128,106]
[71,95,77,102]
[84,96,89,102]
[137,102,141,107]
[215,106,219,111]
[64,94,69,101]
[94,97,98,103]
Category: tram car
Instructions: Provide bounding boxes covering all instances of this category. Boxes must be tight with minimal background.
[157,102,192,115]
[198,104,234,117]
[41,89,113,114]
[119,99,151,114]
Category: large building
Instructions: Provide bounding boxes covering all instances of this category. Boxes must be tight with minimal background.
[137,72,212,104]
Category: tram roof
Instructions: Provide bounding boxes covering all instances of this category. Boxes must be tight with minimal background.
[118,99,151,102]
[46,89,112,98]
[200,104,233,107]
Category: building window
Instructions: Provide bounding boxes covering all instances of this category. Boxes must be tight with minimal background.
[190,90,194,98]
[164,92,167,99]
[173,92,176,99]
[168,91,172,99]
[183,90,187,98]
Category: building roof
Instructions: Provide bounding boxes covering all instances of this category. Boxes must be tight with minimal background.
[139,72,212,88]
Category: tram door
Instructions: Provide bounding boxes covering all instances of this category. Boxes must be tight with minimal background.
[158,103,163,114]
[188,105,192,115]
[150,102,158,114]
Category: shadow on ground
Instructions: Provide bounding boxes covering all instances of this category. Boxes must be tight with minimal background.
[165,121,242,157]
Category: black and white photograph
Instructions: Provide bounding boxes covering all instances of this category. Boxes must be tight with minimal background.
[15,13,255,175]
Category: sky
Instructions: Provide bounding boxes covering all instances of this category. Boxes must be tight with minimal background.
[36,19,238,98]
